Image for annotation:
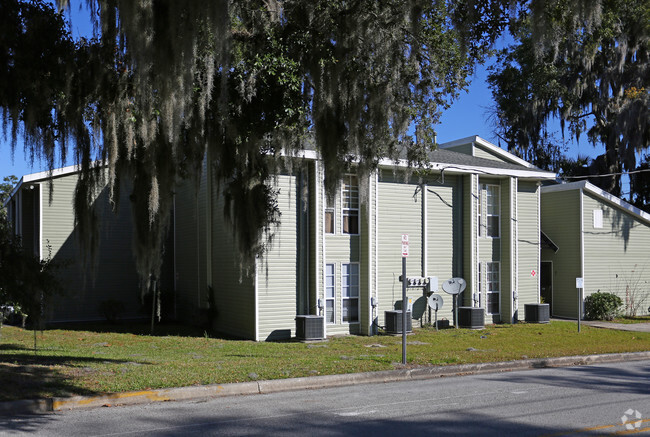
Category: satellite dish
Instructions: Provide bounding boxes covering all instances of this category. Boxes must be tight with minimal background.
[442,278,466,295]
[428,294,444,311]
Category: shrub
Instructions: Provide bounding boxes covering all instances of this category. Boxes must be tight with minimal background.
[98,299,126,324]
[584,292,623,321]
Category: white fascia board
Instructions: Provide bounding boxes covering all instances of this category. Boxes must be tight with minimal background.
[377,158,555,179]
[438,135,481,149]
[439,135,536,169]
[542,181,650,226]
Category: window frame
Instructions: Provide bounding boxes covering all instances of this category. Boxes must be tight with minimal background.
[479,183,500,238]
[341,262,360,323]
[325,263,336,324]
[486,261,500,315]
[341,174,360,235]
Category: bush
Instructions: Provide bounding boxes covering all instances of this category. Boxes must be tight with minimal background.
[98,299,126,324]
[584,292,623,321]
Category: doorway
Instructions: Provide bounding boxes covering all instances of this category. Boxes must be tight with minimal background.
[540,261,553,313]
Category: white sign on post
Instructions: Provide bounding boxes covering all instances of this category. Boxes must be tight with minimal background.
[401,234,409,257]
[576,277,584,288]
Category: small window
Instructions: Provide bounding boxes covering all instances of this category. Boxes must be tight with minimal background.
[325,264,335,324]
[593,209,603,229]
[342,175,359,235]
[341,263,359,323]
[324,209,335,234]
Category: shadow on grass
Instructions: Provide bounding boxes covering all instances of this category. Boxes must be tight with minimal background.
[45,321,217,338]
[0,343,135,403]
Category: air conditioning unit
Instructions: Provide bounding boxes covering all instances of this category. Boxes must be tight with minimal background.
[524,304,550,323]
[458,307,485,329]
[385,310,412,334]
[295,315,325,341]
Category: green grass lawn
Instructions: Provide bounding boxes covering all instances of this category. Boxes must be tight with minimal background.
[0,321,649,402]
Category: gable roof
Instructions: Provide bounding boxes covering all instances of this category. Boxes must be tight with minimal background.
[439,135,536,169]
[541,180,650,226]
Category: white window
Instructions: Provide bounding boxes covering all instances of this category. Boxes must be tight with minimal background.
[479,184,500,238]
[486,262,500,315]
[342,175,359,235]
[341,263,359,323]
[593,209,603,228]
[325,264,335,324]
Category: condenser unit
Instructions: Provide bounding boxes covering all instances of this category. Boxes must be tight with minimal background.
[524,304,550,323]
[295,315,325,341]
[385,310,412,334]
[458,307,485,329]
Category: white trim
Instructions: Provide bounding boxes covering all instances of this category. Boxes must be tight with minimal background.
[542,181,650,225]
[440,135,537,169]
[367,173,374,335]
[374,171,379,334]
[320,162,327,336]
[422,182,427,278]
[537,184,542,304]
[173,195,178,320]
[473,174,479,307]
[377,157,554,179]
[38,183,43,261]
[510,177,516,322]
[254,257,259,341]
[579,187,585,318]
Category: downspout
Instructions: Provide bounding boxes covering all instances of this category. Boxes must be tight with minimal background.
[367,173,374,335]
[374,171,379,335]
[173,195,177,320]
[421,182,427,325]
[206,150,213,295]
[579,187,585,319]
[254,258,259,341]
[38,183,43,261]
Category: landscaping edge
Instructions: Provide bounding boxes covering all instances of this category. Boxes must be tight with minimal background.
[2,350,650,415]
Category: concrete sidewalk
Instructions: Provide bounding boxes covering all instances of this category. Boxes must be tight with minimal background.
[552,318,650,332]
[2,351,649,416]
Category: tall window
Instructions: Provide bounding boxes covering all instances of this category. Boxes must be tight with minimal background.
[479,184,500,238]
[324,194,335,234]
[341,263,359,323]
[342,175,359,234]
[486,262,500,314]
[325,264,335,324]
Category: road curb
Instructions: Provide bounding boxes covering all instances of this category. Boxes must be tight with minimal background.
[2,351,649,415]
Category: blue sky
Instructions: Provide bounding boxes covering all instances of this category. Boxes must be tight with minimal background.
[0,7,596,182]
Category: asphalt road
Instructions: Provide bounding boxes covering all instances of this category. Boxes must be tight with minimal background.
[3,360,649,436]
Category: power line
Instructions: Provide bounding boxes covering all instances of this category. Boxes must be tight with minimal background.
[562,167,650,179]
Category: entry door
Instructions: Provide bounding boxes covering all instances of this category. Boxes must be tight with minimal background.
[540,261,553,313]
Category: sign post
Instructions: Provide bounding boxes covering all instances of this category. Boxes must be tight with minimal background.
[576,277,584,333]
[401,234,408,365]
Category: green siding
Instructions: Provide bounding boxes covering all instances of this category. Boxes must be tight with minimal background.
[582,193,650,316]
[174,174,206,324]
[462,174,476,306]
[376,172,423,327]
[517,181,540,316]
[540,190,582,318]
[43,173,142,323]
[424,176,458,322]
[257,174,300,340]
[444,143,473,156]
